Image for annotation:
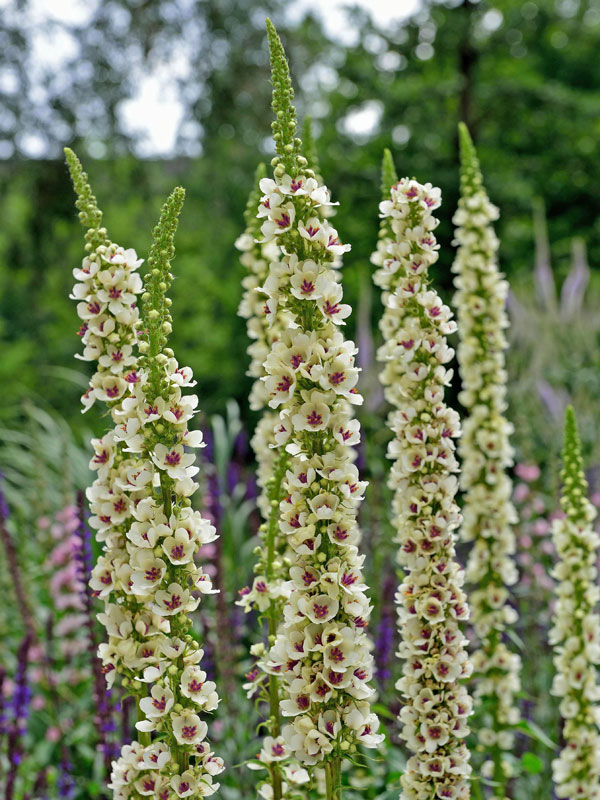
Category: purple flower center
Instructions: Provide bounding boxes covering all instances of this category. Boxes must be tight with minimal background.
[313,602,329,619]
[181,725,197,740]
[276,375,292,392]
[329,646,344,662]
[165,594,181,610]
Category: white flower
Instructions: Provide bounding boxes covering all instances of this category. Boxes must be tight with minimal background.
[136,684,175,730]
[259,736,288,763]
[291,390,331,432]
[151,443,197,481]
[180,666,219,710]
[153,583,199,616]
[170,771,198,797]
[172,712,208,746]
[161,529,196,565]
[142,742,171,769]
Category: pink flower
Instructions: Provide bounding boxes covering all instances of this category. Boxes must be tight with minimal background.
[46,726,62,742]
[513,483,529,504]
[515,463,541,482]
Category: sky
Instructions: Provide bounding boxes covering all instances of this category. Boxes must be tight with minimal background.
[1,0,422,158]
[15,0,421,157]
[292,0,421,42]
[154,0,421,154]
[122,0,422,155]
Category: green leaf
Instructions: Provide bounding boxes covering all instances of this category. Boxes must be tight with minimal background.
[505,627,525,650]
[515,719,557,750]
[521,752,544,774]
[372,703,396,721]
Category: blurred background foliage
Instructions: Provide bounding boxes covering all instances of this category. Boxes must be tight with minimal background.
[0,0,599,468]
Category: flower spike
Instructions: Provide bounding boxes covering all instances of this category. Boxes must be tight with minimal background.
[67,157,223,798]
[256,20,382,800]
[452,123,521,791]
[64,147,107,251]
[550,406,600,799]
[371,177,474,799]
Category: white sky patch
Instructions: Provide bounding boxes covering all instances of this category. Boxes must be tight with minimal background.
[290,0,421,46]
[119,52,190,158]
[338,99,384,142]
[28,0,99,25]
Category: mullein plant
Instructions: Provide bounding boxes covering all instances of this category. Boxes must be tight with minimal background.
[66,150,224,799]
[451,123,521,790]
[236,118,336,800]
[550,407,600,799]
[371,153,473,799]
[255,19,383,800]
[236,166,308,800]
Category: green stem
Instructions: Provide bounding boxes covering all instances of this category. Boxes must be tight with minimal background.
[136,695,150,747]
[178,749,189,771]
[160,474,172,519]
[471,774,484,800]
[268,614,281,737]
[264,453,286,800]
[325,757,342,800]
[270,762,283,800]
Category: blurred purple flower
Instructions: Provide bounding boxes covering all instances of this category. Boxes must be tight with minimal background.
[74,491,118,773]
[560,238,590,319]
[533,197,557,312]
[536,380,568,422]
[5,633,32,800]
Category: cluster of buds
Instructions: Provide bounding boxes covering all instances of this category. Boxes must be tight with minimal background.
[550,407,600,799]
[66,150,223,799]
[451,123,521,785]
[255,20,382,799]
[371,160,473,799]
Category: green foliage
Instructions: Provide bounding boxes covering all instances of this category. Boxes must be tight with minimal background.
[302,116,320,177]
[507,222,600,470]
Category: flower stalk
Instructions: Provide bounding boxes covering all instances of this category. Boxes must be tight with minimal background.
[371,159,473,798]
[451,123,521,792]
[236,162,297,799]
[67,152,224,797]
[256,18,382,797]
[550,406,600,799]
